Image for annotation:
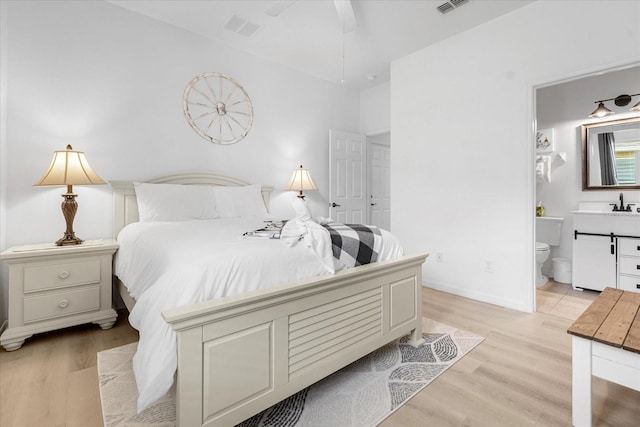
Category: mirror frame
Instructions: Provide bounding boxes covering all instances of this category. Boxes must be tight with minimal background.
[581,115,640,191]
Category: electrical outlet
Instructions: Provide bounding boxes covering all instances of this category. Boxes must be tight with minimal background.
[435,252,443,263]
[484,259,494,273]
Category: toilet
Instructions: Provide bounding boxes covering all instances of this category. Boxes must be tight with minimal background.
[535,216,564,287]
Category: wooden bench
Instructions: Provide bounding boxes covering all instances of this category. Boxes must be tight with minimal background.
[567,287,640,427]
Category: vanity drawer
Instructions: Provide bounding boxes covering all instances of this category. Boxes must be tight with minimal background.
[24,259,101,293]
[23,285,100,323]
[618,239,640,256]
[618,257,640,276]
[618,275,640,292]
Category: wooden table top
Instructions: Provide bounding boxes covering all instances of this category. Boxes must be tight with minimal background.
[567,287,640,354]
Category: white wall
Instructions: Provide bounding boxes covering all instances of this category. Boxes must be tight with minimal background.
[360,82,390,135]
[1,1,360,321]
[391,0,640,311]
[536,67,640,277]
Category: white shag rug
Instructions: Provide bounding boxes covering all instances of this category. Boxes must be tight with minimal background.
[98,318,483,427]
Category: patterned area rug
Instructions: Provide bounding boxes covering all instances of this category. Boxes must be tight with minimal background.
[98,318,483,427]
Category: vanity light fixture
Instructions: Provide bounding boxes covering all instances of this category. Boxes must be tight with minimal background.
[34,145,106,245]
[287,165,318,199]
[588,93,640,118]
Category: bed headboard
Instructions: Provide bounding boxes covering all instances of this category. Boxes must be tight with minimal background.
[110,173,273,238]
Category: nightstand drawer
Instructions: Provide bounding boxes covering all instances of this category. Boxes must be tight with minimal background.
[24,259,101,292]
[619,257,640,277]
[23,286,100,323]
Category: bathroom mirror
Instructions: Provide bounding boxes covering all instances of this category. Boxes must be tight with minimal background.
[582,116,640,190]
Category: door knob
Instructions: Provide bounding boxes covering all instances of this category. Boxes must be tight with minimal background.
[370,203,377,206]
[330,202,341,208]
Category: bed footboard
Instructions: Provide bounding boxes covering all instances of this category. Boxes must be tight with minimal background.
[162,253,427,427]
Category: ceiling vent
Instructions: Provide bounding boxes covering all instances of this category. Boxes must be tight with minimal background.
[437,0,469,14]
[224,14,262,37]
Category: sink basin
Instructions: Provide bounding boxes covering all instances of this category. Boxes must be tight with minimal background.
[572,210,640,216]
[573,201,640,216]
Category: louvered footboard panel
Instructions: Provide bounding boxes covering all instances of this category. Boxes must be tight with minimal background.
[288,288,383,379]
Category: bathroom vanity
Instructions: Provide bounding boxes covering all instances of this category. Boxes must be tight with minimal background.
[572,208,640,293]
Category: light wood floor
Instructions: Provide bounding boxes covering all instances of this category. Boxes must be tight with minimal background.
[0,310,138,427]
[1,288,639,427]
[536,279,599,320]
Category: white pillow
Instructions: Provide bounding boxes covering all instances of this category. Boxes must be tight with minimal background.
[213,184,267,218]
[134,182,218,222]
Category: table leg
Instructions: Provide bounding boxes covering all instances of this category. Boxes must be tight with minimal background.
[572,336,592,427]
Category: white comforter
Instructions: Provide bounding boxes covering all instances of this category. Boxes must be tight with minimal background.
[114,217,403,413]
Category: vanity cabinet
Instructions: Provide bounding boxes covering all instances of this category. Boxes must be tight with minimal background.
[572,211,640,293]
[618,238,640,292]
[572,234,616,291]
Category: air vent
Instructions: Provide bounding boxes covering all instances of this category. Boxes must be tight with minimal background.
[437,0,469,14]
[223,14,262,37]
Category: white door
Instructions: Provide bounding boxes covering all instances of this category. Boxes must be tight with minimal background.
[369,143,391,230]
[329,130,367,223]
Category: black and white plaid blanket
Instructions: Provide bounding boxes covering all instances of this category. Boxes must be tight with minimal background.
[322,223,382,267]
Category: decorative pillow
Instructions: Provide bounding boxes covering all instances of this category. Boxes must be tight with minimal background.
[213,184,267,218]
[133,182,218,222]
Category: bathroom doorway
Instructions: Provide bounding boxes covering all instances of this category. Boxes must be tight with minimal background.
[532,64,640,316]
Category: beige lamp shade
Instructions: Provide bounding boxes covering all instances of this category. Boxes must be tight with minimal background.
[287,164,317,198]
[34,144,105,186]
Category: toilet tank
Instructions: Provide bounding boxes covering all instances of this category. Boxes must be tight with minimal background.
[536,216,564,246]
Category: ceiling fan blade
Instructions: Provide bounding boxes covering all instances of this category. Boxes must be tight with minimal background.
[333,0,358,33]
[264,1,296,18]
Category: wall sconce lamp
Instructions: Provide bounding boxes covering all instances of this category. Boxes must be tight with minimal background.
[34,145,106,245]
[287,164,317,199]
[589,93,640,118]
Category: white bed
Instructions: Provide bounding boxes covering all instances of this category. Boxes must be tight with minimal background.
[111,173,428,427]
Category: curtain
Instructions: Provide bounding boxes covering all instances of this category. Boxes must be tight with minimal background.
[598,132,617,185]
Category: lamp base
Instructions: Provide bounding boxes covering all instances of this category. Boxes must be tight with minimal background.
[55,190,83,246]
[56,233,83,246]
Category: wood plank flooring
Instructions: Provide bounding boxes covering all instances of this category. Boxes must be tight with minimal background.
[1,288,639,426]
[536,279,599,320]
[0,310,138,427]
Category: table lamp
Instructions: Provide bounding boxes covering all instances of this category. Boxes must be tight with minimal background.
[287,164,317,199]
[34,144,106,245]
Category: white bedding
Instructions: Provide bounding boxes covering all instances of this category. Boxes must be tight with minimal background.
[114,217,403,413]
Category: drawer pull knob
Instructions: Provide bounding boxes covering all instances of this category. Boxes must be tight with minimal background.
[58,299,69,308]
[59,270,70,279]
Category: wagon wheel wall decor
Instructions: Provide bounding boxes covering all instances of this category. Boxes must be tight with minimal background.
[182,72,254,145]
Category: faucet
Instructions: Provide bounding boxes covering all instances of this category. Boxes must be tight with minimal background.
[611,193,625,211]
[610,193,635,212]
[619,193,625,211]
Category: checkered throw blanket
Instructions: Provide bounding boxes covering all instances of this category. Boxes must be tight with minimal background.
[322,223,382,267]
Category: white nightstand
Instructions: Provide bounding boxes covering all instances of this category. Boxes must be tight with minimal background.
[0,239,119,351]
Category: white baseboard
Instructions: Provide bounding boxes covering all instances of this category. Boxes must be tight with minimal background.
[422,281,529,313]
